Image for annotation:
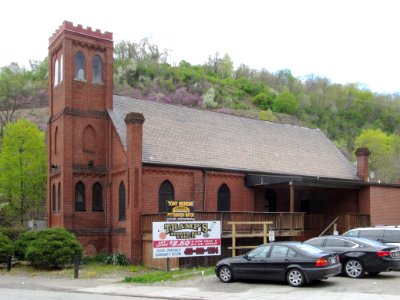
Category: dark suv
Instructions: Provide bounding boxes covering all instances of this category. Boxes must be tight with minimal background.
[343,227,400,247]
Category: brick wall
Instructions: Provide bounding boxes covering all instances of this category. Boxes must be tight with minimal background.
[142,167,254,214]
[369,186,400,225]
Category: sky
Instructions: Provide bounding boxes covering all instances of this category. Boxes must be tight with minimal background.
[1,0,400,94]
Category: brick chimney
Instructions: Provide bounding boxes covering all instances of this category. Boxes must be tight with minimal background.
[355,147,370,182]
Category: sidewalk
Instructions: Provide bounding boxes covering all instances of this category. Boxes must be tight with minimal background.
[2,273,400,300]
[79,283,400,300]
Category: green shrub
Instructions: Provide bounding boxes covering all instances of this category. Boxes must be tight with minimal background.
[272,91,299,115]
[0,233,13,263]
[0,227,26,240]
[104,253,130,266]
[13,230,38,260]
[252,92,275,110]
[25,228,83,269]
[233,102,250,110]
[259,109,277,122]
[81,253,108,264]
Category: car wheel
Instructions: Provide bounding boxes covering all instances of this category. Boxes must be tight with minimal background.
[286,268,306,287]
[344,259,365,278]
[218,265,234,283]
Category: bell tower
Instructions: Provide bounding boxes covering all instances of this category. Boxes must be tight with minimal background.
[47,21,113,253]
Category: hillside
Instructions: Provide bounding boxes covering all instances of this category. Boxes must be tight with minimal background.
[2,39,400,182]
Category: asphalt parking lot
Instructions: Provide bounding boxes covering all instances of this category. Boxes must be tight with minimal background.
[163,271,400,295]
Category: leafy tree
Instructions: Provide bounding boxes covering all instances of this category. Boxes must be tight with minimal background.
[0,233,13,262]
[219,54,234,79]
[0,64,27,133]
[0,118,47,225]
[273,91,299,115]
[0,61,48,134]
[235,63,254,79]
[355,129,400,183]
[25,228,83,269]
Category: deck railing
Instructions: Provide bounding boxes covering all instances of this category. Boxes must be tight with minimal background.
[141,211,305,237]
[336,213,370,233]
[305,213,371,235]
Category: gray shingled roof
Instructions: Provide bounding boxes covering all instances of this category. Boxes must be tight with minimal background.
[109,95,358,180]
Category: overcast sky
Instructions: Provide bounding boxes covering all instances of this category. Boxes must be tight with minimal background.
[1,0,399,94]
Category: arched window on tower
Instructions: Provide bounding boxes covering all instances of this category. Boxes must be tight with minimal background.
[92,182,103,211]
[217,184,230,211]
[159,180,174,213]
[54,59,59,87]
[75,181,85,211]
[60,54,63,83]
[54,126,59,155]
[75,51,86,80]
[92,55,103,84]
[58,182,61,211]
[119,181,126,220]
[52,184,56,212]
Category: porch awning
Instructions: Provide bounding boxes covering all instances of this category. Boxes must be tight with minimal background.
[245,174,366,189]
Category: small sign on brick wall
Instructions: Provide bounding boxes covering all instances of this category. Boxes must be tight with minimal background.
[166,200,195,221]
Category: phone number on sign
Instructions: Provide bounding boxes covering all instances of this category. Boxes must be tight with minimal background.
[153,239,221,248]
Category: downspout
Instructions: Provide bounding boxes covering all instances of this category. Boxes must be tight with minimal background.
[289,181,295,213]
[202,169,207,211]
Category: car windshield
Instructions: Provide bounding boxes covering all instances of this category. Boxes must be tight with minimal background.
[296,243,325,254]
[357,237,388,247]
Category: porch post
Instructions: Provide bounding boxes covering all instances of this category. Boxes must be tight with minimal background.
[289,182,295,213]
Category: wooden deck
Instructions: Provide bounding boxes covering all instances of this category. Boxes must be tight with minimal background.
[142,211,370,239]
[141,211,305,238]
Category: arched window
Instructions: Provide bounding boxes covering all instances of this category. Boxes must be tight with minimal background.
[75,181,85,211]
[92,55,103,83]
[75,51,86,80]
[82,125,96,153]
[58,182,61,211]
[217,184,230,211]
[60,54,63,83]
[159,180,174,213]
[52,184,56,212]
[92,182,103,211]
[54,59,59,87]
[119,181,126,220]
[54,127,59,155]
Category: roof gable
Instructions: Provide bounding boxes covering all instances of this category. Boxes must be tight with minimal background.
[109,95,358,180]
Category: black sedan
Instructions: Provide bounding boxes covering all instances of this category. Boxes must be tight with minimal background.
[215,241,341,287]
[305,235,400,278]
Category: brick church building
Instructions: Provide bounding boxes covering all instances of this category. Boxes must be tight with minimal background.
[47,21,400,265]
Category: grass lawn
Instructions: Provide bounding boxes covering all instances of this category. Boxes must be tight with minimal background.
[0,261,214,283]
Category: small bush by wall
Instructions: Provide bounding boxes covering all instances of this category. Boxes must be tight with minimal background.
[104,253,130,266]
[25,228,83,268]
[13,230,39,260]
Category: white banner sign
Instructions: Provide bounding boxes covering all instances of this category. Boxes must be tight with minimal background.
[152,221,221,258]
